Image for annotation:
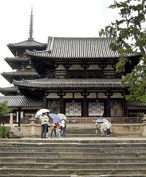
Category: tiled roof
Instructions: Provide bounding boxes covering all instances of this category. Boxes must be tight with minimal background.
[4,57,30,70]
[8,39,47,48]
[2,71,38,76]
[0,87,18,92]
[13,78,127,89]
[128,101,146,107]
[0,96,42,107]
[5,57,29,62]
[25,37,140,58]
[0,87,18,95]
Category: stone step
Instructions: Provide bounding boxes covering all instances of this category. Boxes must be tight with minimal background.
[1,138,146,176]
[1,138,146,143]
[0,152,145,158]
[66,134,98,137]
[0,175,146,177]
[1,142,146,148]
[1,162,146,169]
[1,168,146,175]
[1,147,146,154]
[1,157,146,163]
[0,176,71,177]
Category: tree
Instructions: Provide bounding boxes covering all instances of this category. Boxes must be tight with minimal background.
[0,101,12,125]
[99,0,146,102]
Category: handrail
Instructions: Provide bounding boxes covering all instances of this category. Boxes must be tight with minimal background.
[66,117,143,124]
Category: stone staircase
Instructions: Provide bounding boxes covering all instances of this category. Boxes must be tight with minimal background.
[1,138,146,176]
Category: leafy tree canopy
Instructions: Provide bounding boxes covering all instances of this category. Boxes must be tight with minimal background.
[99,0,146,102]
[0,101,12,118]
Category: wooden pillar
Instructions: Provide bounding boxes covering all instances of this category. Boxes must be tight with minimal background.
[18,107,21,127]
[99,63,107,78]
[81,62,89,78]
[124,98,128,117]
[107,96,111,117]
[83,96,87,117]
[58,91,66,114]
[121,92,128,117]
[43,94,47,108]
[105,92,113,117]
[60,95,64,113]
[64,63,71,78]
[10,113,13,128]
[81,90,89,117]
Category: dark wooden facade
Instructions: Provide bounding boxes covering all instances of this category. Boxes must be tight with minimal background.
[0,10,145,124]
[13,37,144,118]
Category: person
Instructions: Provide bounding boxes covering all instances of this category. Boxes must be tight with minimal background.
[100,119,111,137]
[106,120,111,137]
[50,121,59,138]
[60,119,66,138]
[39,113,49,138]
[100,122,107,137]
[58,124,61,138]
[95,122,101,135]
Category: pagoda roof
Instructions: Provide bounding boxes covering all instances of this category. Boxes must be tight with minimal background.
[0,87,18,96]
[0,96,42,108]
[25,37,141,59]
[2,71,38,77]
[5,57,29,69]
[13,78,127,90]
[2,71,39,84]
[8,38,47,48]
[7,9,47,56]
[5,57,29,62]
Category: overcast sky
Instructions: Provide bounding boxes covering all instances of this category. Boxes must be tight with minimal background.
[0,0,118,89]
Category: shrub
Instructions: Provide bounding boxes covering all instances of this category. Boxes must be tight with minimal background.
[0,126,11,138]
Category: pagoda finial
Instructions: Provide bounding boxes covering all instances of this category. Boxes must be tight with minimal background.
[28,7,34,40]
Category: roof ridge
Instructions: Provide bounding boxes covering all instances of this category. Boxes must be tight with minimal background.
[48,36,116,40]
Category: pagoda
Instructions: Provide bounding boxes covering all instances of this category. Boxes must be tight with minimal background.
[0,9,46,124]
[0,11,146,125]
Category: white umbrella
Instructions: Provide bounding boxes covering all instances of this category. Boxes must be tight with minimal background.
[57,113,67,120]
[35,108,50,118]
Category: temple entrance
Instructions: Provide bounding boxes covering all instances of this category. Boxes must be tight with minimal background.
[88,102,104,116]
[48,101,60,114]
[65,102,82,116]
[111,100,123,117]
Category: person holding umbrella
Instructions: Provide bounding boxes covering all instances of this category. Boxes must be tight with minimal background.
[50,121,59,138]
[39,113,49,138]
[60,119,66,138]
[57,114,67,138]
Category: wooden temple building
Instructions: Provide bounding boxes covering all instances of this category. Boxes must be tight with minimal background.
[0,10,146,125]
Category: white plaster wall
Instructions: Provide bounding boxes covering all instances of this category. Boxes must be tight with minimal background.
[47,93,59,98]
[87,93,96,98]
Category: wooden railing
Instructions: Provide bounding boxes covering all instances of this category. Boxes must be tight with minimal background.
[66,117,143,124]
[0,116,143,125]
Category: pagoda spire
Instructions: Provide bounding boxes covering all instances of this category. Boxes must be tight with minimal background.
[28,8,34,40]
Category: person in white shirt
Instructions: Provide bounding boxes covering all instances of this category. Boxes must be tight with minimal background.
[59,119,66,138]
[39,113,49,138]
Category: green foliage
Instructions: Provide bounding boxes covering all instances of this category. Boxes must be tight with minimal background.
[0,126,11,138]
[99,0,146,102]
[0,101,12,118]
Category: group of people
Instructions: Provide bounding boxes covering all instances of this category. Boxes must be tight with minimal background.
[95,118,112,137]
[50,119,66,138]
[39,112,111,138]
[39,113,66,138]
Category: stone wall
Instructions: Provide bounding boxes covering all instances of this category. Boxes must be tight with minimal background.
[20,123,144,137]
[111,124,143,136]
